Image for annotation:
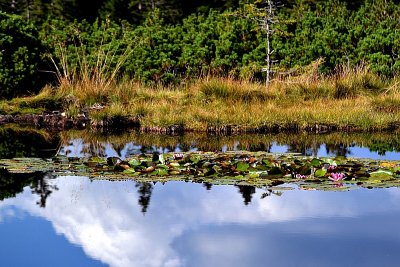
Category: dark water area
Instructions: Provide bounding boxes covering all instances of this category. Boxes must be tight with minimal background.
[0,126,59,159]
[1,126,400,266]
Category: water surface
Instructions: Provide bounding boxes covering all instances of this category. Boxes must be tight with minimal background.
[57,130,400,160]
[1,175,400,267]
[1,126,400,266]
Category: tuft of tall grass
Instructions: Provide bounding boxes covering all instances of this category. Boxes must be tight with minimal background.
[48,26,134,110]
[372,94,400,113]
[194,77,273,102]
[332,63,387,99]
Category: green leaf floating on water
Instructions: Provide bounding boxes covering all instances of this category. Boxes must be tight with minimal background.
[123,168,138,175]
[151,168,169,176]
[369,170,394,180]
[128,159,141,167]
[190,155,201,164]
[157,164,169,169]
[237,162,249,172]
[1,152,400,192]
[314,169,327,178]
[311,158,322,167]
[324,158,337,166]
[263,159,274,167]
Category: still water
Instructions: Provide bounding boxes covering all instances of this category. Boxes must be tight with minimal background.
[1,127,400,266]
[1,177,400,267]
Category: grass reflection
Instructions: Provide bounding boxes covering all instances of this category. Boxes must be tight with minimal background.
[60,130,400,158]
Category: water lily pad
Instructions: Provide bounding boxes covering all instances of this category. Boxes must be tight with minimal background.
[311,158,322,167]
[1,153,400,192]
[129,159,141,167]
[190,155,201,164]
[369,170,394,180]
[314,169,327,178]
[237,162,249,172]
[150,168,169,176]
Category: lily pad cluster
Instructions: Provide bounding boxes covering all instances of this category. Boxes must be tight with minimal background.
[1,152,400,191]
[99,152,400,181]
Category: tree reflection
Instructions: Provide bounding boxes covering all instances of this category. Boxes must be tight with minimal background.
[261,188,283,199]
[0,169,43,201]
[236,185,256,206]
[31,174,58,208]
[203,182,212,191]
[0,127,59,159]
[325,143,353,157]
[237,142,272,152]
[286,141,321,156]
[135,182,153,214]
[0,169,59,209]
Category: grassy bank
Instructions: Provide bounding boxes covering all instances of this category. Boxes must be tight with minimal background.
[1,65,400,132]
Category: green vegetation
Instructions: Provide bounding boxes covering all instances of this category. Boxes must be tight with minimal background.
[0,12,48,98]
[1,152,400,191]
[1,66,400,131]
[0,0,399,130]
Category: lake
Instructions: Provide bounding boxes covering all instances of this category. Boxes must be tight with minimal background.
[1,127,400,267]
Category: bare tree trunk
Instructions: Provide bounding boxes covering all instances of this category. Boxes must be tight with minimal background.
[265,3,270,84]
[26,0,30,21]
[265,0,274,85]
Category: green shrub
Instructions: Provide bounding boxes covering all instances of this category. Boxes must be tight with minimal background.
[0,12,47,98]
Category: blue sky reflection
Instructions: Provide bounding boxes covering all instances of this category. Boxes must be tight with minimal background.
[1,178,400,267]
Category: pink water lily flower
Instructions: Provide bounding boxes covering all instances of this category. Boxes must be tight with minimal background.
[296,174,308,179]
[329,172,345,181]
[327,165,337,172]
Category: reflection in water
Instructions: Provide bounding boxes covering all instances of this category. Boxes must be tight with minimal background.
[0,126,60,159]
[0,169,40,201]
[31,174,58,208]
[0,170,267,216]
[236,185,256,206]
[1,126,400,160]
[2,127,400,266]
[58,130,400,160]
[136,182,153,214]
[325,142,353,157]
[2,175,400,266]
[1,176,400,267]
[0,169,57,208]
[203,182,213,191]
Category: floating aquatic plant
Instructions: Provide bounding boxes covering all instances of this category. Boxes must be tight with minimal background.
[296,174,308,179]
[0,152,400,191]
[329,173,345,182]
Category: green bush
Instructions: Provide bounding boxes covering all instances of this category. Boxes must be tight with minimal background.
[38,1,400,86]
[0,12,47,98]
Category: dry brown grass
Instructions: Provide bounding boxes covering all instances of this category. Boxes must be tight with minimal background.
[3,61,400,131]
[78,72,399,130]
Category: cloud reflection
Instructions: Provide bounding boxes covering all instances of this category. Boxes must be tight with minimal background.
[1,177,400,267]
